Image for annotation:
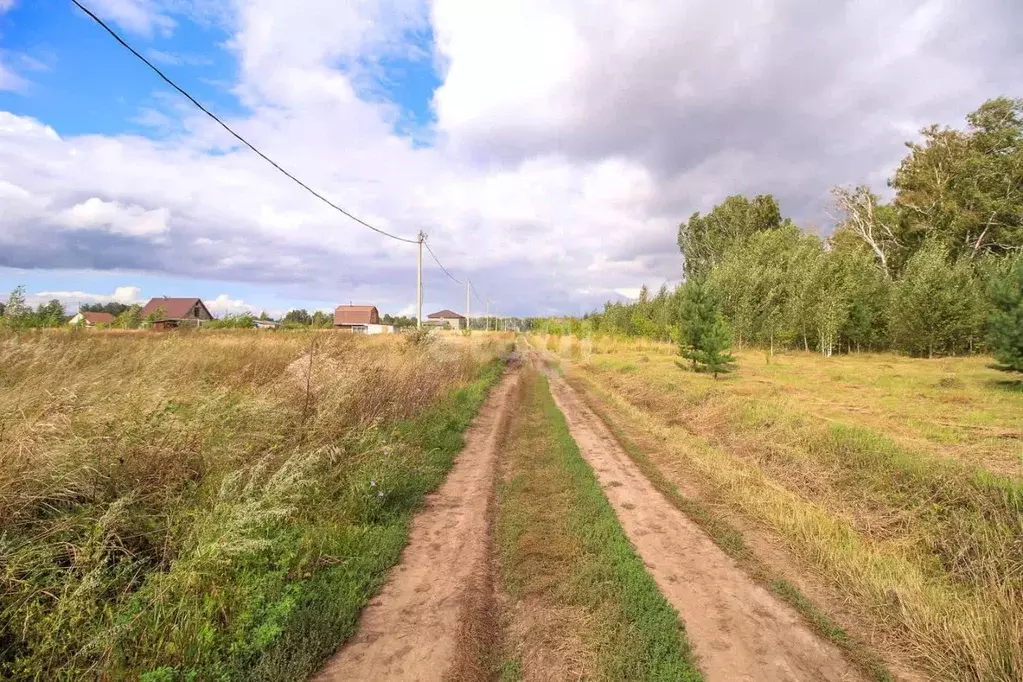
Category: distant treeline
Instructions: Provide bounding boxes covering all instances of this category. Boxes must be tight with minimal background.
[551,97,1023,358]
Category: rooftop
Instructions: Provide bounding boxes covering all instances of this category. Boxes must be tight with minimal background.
[140,297,205,320]
[427,309,465,319]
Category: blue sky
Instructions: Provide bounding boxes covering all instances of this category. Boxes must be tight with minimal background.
[2,0,1021,319]
[0,1,244,136]
[0,1,438,137]
[0,0,450,317]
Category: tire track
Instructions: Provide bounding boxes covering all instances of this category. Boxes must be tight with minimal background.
[538,353,865,682]
[314,366,520,682]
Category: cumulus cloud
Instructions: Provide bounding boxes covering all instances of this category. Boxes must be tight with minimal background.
[434,0,1021,202]
[28,285,143,310]
[1,0,1022,315]
[61,198,171,238]
[204,293,260,317]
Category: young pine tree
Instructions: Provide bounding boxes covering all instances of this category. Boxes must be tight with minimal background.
[677,280,736,378]
[988,259,1023,373]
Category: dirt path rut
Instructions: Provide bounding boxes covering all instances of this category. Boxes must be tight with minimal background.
[541,358,865,682]
[314,368,519,682]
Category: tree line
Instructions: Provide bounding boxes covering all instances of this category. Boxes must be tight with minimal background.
[0,287,69,330]
[568,97,1023,370]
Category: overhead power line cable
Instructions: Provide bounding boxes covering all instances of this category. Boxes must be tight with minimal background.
[470,280,485,306]
[423,239,462,285]
[70,0,419,245]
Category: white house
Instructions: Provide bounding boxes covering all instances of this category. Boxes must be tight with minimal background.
[69,311,115,328]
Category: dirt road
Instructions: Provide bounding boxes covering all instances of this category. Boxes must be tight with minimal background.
[541,358,865,682]
[314,368,520,682]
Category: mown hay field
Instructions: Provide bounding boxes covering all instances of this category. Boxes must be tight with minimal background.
[539,335,1023,682]
[0,329,510,680]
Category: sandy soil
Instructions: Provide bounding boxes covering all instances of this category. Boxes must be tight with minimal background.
[314,368,520,682]
[540,356,866,682]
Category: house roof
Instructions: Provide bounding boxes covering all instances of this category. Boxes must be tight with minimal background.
[334,305,378,326]
[81,311,115,325]
[427,309,465,319]
[141,297,206,320]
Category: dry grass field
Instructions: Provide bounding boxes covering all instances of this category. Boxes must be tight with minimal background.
[0,329,510,680]
[539,335,1023,682]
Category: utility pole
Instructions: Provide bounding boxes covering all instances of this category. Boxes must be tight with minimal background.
[416,231,424,328]
[465,278,470,331]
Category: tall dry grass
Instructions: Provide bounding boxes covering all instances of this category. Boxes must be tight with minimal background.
[543,335,1023,681]
[0,329,506,680]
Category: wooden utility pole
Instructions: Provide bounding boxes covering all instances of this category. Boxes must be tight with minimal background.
[485,299,490,331]
[416,231,424,328]
[465,279,470,331]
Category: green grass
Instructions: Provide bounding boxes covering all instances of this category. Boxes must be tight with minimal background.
[496,369,701,681]
[497,657,523,681]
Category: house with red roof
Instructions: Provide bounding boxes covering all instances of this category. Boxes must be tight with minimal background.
[140,297,213,330]
[333,305,394,334]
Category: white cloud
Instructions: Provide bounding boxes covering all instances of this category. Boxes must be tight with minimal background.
[87,0,175,37]
[614,288,641,301]
[61,198,170,238]
[0,112,59,139]
[0,0,15,14]
[1,0,1022,316]
[29,286,143,310]
[204,293,259,317]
